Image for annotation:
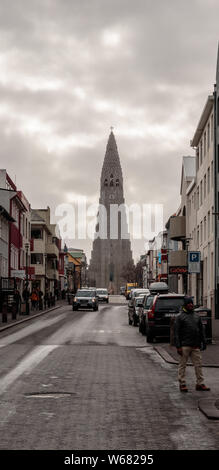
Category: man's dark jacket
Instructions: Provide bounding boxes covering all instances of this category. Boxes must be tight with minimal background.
[174,307,206,349]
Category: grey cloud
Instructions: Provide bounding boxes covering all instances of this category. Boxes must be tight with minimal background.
[0,0,218,261]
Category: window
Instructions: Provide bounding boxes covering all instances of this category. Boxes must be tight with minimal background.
[207,167,210,194]
[207,123,210,149]
[204,174,206,199]
[204,131,206,156]
[204,217,206,241]
[211,161,214,186]
[212,207,214,233]
[200,180,203,206]
[200,141,203,165]
[197,226,199,247]
[104,179,108,186]
[116,179,119,186]
[208,211,210,237]
[31,228,43,239]
[31,253,43,264]
[200,221,203,245]
[196,149,199,171]
[211,114,214,141]
[197,186,199,210]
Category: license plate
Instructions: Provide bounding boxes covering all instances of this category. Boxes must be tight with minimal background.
[164,313,176,317]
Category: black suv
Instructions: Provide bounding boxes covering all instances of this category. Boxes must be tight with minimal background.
[146,293,185,343]
[72,289,98,311]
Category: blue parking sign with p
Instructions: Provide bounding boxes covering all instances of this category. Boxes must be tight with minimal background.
[188,251,201,273]
[189,252,200,263]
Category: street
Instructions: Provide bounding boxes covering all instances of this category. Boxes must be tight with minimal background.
[0,297,218,450]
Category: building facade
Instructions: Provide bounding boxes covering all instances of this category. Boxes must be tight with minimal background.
[0,170,31,293]
[30,207,61,295]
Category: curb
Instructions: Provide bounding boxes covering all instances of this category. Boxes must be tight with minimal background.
[0,304,64,333]
[153,345,219,368]
[198,398,219,420]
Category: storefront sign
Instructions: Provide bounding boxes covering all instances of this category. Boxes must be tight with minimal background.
[169,266,188,274]
[11,270,26,279]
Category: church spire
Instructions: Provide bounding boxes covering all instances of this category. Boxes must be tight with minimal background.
[100,130,123,190]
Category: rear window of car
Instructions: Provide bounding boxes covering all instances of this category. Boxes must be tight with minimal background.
[97,289,108,294]
[144,295,154,308]
[155,297,184,312]
[135,298,144,306]
[77,290,95,297]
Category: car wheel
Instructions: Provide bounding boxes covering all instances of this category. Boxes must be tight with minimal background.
[72,306,78,311]
[146,329,154,343]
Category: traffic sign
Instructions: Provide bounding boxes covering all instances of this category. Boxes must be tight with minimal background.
[188,251,201,273]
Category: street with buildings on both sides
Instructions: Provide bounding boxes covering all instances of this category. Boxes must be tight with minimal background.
[0,295,219,451]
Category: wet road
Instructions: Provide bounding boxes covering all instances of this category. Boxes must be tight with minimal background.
[0,297,218,450]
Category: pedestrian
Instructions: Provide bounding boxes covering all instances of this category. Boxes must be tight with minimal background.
[31,290,38,310]
[44,291,49,309]
[14,289,21,314]
[175,296,210,392]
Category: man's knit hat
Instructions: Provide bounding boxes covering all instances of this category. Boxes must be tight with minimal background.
[183,296,194,306]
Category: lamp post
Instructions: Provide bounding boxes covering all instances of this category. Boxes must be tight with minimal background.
[44,253,47,295]
[25,243,29,314]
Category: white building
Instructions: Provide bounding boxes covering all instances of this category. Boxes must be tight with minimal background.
[190,95,215,313]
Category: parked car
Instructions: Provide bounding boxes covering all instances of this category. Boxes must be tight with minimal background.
[120,286,126,296]
[139,293,155,335]
[145,293,185,343]
[96,288,109,303]
[149,282,169,294]
[128,288,150,319]
[72,289,98,311]
[128,296,144,326]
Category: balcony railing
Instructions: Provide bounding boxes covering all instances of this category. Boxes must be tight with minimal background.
[168,250,187,267]
[169,216,186,241]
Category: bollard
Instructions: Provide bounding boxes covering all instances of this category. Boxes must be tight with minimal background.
[11,302,17,320]
[170,317,175,346]
[2,303,8,323]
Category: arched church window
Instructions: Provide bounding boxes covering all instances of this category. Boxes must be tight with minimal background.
[110,174,114,186]
[116,179,119,186]
[104,179,108,186]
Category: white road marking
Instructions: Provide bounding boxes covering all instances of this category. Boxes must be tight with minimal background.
[0,345,58,394]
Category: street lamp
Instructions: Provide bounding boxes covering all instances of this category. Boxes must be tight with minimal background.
[44,253,47,295]
[25,243,29,314]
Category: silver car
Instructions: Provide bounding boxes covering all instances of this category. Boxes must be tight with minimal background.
[96,288,109,303]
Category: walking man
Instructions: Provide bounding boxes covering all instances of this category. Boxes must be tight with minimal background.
[175,296,210,392]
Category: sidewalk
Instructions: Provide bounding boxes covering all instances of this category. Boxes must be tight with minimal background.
[0,299,67,332]
[154,337,219,420]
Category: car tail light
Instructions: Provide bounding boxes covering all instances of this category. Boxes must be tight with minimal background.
[148,304,155,319]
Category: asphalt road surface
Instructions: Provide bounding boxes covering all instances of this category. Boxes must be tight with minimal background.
[0,296,218,450]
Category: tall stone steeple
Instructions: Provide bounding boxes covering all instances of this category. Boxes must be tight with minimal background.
[89,131,134,293]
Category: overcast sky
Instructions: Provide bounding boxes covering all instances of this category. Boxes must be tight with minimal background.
[0,0,218,261]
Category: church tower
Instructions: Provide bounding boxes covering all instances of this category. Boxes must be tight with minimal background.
[89,131,134,293]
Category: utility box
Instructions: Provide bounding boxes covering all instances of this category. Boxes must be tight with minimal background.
[194,307,212,344]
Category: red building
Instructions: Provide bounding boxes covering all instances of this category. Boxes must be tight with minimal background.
[0,170,31,292]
